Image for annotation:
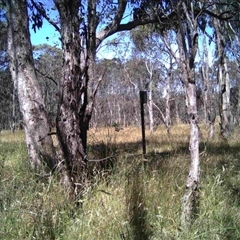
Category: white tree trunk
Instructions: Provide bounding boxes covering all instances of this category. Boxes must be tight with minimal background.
[181,81,200,229]
[165,68,172,134]
[145,61,154,133]
[214,17,232,138]
[201,34,210,126]
[148,86,154,132]
[6,0,56,171]
[176,2,201,229]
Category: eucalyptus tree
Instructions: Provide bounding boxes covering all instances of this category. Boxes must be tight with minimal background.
[49,0,169,193]
[6,0,240,208]
[6,0,57,171]
[211,0,240,138]
[6,0,175,196]
[131,0,204,227]
[230,39,240,128]
[136,0,240,229]
[214,10,233,139]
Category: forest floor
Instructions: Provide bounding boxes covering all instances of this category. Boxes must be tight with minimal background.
[1,124,240,239]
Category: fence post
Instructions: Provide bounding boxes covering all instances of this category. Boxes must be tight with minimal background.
[140,91,147,155]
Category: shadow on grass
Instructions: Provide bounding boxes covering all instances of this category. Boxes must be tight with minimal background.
[125,164,152,240]
[87,139,189,173]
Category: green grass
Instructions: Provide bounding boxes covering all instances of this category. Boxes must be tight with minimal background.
[1,125,240,239]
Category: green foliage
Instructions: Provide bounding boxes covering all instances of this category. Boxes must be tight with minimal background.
[1,127,240,239]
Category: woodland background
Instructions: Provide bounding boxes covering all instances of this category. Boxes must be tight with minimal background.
[1,1,240,239]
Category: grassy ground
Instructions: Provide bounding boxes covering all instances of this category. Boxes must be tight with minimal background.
[1,125,240,239]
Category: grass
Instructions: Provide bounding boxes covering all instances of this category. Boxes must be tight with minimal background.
[1,124,240,239]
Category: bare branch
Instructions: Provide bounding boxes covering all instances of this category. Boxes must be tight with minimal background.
[124,65,138,90]
[86,155,115,162]
[152,101,166,124]
[30,0,60,33]
[96,0,127,45]
[35,68,58,86]
[93,69,107,97]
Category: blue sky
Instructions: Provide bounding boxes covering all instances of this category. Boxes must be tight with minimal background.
[30,18,125,59]
[29,6,132,60]
[30,19,60,47]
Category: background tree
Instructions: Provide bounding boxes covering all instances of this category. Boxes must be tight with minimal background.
[213,9,233,139]
[33,44,62,126]
[0,9,21,131]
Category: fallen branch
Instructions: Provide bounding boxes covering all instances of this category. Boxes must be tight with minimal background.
[86,155,115,162]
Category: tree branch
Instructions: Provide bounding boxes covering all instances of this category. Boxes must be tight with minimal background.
[35,68,58,86]
[152,101,166,125]
[30,0,60,33]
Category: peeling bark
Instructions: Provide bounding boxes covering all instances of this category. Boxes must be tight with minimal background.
[181,81,200,229]
[54,0,87,195]
[175,2,201,230]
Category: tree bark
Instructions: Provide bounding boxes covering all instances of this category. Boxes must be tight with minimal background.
[175,2,201,230]
[165,57,172,134]
[6,0,56,171]
[214,17,233,139]
[148,82,154,133]
[54,0,87,195]
[201,34,210,126]
[181,80,200,229]
[145,61,154,133]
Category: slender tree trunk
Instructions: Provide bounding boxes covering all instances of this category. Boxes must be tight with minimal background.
[11,79,16,133]
[214,17,232,139]
[201,34,210,126]
[148,84,154,132]
[145,61,154,133]
[175,2,201,229]
[6,0,56,171]
[237,69,240,131]
[181,80,200,228]
[118,103,121,125]
[175,98,181,124]
[165,59,172,134]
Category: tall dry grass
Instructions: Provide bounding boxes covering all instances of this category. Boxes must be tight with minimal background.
[1,124,240,239]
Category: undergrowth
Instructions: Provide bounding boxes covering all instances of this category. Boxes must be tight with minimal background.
[1,125,240,239]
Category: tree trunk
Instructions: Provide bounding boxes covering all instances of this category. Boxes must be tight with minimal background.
[165,58,172,134]
[148,85,154,133]
[181,81,200,229]
[201,34,210,126]
[6,0,56,171]
[176,2,201,229]
[175,98,181,124]
[145,61,154,133]
[54,0,87,195]
[214,17,233,139]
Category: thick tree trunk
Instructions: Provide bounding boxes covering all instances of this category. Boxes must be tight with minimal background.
[55,0,87,195]
[6,0,56,171]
